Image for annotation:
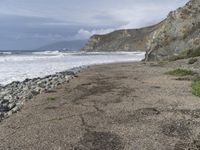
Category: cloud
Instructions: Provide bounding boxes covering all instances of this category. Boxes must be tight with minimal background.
[0,0,189,26]
[0,0,189,50]
[74,28,115,40]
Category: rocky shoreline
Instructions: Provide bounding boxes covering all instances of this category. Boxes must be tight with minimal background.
[0,66,85,122]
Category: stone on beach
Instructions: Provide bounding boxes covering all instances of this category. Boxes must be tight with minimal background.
[0,67,83,122]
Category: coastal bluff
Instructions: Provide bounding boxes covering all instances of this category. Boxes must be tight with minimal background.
[82,23,162,52]
[146,0,200,61]
[83,0,200,61]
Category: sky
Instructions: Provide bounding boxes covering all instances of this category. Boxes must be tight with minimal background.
[0,0,189,50]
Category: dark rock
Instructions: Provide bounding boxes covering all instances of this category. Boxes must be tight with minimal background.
[0,106,10,112]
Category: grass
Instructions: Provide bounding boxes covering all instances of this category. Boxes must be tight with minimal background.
[192,77,200,97]
[165,69,200,97]
[188,58,198,64]
[165,68,196,76]
[47,97,57,101]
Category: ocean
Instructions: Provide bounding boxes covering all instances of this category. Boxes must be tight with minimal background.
[0,50,145,85]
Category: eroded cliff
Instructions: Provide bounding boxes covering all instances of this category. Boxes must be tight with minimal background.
[82,24,162,52]
[145,0,200,61]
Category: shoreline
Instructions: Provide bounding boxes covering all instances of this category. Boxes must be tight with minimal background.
[0,60,142,122]
[0,66,86,122]
[0,51,145,86]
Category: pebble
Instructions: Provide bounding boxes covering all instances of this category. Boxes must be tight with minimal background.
[0,67,84,122]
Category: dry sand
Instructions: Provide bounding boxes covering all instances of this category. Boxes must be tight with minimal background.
[0,61,200,150]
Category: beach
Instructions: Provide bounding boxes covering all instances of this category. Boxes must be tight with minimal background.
[0,51,144,122]
[0,60,200,149]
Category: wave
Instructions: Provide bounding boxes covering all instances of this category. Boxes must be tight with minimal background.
[0,51,145,85]
[32,50,62,55]
[0,52,12,55]
[0,51,145,63]
[0,50,66,62]
[70,51,145,56]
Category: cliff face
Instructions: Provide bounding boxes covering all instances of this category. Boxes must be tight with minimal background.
[82,24,162,52]
[145,0,200,61]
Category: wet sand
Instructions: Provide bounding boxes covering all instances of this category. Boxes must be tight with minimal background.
[0,61,200,150]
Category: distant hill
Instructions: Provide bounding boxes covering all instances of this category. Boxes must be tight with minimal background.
[38,40,87,51]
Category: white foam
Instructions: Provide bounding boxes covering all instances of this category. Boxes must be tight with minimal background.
[0,51,145,85]
[32,50,62,55]
[0,52,12,55]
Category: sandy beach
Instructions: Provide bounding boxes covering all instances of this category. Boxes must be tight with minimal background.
[0,60,200,149]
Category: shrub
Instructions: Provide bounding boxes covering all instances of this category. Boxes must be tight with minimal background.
[165,68,196,76]
[192,77,200,97]
[188,58,198,64]
[47,97,57,101]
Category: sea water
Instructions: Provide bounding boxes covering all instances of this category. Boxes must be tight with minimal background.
[0,50,145,85]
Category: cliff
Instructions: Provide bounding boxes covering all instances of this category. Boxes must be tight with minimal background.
[82,24,162,52]
[145,0,200,61]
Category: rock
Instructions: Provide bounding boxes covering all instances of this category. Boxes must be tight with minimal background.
[0,66,82,121]
[0,106,9,112]
[3,94,12,101]
[8,103,16,110]
[11,105,21,113]
[0,113,4,122]
[26,92,33,100]
[31,89,40,96]
[4,111,13,118]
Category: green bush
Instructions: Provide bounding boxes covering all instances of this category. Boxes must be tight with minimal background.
[192,77,200,97]
[47,97,57,101]
[165,68,196,76]
[188,58,198,64]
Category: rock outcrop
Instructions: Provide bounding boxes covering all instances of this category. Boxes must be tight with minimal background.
[145,0,200,61]
[82,24,162,52]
